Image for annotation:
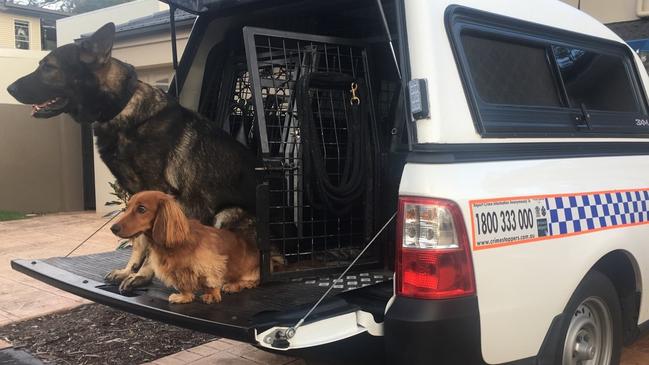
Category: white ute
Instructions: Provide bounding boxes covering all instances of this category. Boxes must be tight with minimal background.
[12,0,649,364]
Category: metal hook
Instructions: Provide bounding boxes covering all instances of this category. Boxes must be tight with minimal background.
[350,82,360,105]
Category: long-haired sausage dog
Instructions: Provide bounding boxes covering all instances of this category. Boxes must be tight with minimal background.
[111,191,260,304]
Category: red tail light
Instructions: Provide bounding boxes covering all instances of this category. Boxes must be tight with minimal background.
[396,197,475,300]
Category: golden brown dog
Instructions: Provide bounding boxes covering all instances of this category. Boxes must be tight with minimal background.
[110,191,260,304]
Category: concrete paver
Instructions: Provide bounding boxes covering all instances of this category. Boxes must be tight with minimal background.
[621,349,646,365]
[143,339,297,365]
[187,343,222,357]
[168,350,204,363]
[188,351,258,365]
[0,339,11,350]
[238,346,296,365]
[0,212,117,323]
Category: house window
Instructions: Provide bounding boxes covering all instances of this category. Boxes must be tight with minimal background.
[14,20,30,50]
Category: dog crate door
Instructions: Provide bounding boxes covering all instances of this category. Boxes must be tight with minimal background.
[243,27,380,281]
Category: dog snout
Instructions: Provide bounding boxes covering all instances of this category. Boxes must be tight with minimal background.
[6,83,18,97]
[110,224,121,234]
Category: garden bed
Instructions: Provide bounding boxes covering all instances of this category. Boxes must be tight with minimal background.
[0,304,215,365]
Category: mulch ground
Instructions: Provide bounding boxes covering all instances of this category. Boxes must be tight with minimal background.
[0,304,216,365]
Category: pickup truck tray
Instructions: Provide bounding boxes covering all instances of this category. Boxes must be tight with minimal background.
[11,249,392,342]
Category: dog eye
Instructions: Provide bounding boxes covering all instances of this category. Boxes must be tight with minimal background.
[136,205,146,214]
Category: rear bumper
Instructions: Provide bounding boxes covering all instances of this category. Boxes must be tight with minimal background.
[384,295,483,365]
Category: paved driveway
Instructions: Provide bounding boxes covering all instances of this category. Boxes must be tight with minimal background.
[0,212,116,324]
[0,212,648,364]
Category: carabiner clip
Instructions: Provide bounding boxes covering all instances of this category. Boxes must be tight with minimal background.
[350,82,360,105]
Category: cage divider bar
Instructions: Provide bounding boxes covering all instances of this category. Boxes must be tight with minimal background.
[256,181,271,282]
[362,48,381,238]
[243,27,271,154]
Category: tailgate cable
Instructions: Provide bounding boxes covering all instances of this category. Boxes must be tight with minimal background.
[64,209,123,257]
[271,211,397,348]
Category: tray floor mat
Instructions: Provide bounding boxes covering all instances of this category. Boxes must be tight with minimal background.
[41,250,391,327]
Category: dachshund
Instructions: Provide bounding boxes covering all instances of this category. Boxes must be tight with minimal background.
[110,191,260,304]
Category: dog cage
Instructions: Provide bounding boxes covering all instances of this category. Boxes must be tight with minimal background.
[199,27,385,282]
[240,27,380,281]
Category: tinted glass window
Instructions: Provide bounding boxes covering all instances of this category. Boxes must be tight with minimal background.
[447,5,649,137]
[461,34,561,107]
[553,45,639,112]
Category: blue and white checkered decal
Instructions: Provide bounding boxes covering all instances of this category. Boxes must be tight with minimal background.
[545,190,649,236]
[470,189,649,250]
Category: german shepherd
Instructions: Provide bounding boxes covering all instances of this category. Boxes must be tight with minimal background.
[7,23,259,293]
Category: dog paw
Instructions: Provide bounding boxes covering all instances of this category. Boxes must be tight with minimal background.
[200,293,221,304]
[169,293,195,304]
[118,273,152,294]
[104,268,130,284]
[222,283,243,293]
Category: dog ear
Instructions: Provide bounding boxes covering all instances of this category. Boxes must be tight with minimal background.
[80,23,115,66]
[152,198,190,247]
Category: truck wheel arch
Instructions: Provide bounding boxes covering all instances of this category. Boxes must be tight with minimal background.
[535,250,641,365]
[592,250,642,345]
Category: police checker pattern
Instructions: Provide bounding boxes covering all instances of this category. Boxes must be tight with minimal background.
[545,190,649,236]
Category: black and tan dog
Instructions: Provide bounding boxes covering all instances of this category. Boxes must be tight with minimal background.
[7,23,259,292]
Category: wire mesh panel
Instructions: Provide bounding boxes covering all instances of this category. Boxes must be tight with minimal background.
[243,27,378,280]
[201,59,258,148]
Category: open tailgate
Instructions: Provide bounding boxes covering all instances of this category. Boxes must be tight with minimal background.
[11,249,392,346]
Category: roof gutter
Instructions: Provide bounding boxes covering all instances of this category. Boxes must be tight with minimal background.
[112,19,195,41]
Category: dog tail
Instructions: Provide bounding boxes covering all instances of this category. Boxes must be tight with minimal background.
[214,207,286,273]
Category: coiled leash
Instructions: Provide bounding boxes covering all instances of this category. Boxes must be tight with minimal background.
[296,72,371,216]
[64,209,123,257]
[269,211,397,348]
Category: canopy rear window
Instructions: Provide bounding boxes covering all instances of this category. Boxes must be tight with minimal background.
[446,6,649,137]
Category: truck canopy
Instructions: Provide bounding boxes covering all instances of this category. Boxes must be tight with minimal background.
[160,0,298,15]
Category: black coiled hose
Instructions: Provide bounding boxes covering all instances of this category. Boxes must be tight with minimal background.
[296,72,370,215]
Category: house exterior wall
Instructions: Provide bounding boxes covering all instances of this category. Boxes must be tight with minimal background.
[56,0,168,45]
[561,0,639,24]
[112,31,189,69]
[0,11,42,50]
